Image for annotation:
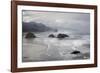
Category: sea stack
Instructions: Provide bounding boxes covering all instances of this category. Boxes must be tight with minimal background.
[25,32,36,38]
[57,33,69,38]
[48,34,55,38]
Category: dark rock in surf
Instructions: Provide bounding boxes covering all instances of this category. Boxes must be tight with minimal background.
[57,33,69,38]
[71,50,81,54]
[48,34,55,38]
[25,32,36,38]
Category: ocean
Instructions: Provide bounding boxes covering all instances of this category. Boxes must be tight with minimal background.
[22,30,90,62]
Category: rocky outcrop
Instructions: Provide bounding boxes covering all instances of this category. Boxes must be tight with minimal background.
[25,32,36,38]
[57,33,69,38]
[48,34,55,38]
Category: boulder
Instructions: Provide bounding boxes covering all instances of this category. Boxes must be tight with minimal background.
[48,34,55,38]
[57,33,69,38]
[71,50,81,54]
[25,32,36,38]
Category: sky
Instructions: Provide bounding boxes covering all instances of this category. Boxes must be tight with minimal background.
[22,10,90,34]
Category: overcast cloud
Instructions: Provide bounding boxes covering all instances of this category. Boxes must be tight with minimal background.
[22,10,90,34]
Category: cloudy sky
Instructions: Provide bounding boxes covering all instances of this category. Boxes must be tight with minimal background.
[22,10,90,34]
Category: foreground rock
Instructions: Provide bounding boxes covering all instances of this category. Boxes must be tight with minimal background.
[48,34,55,38]
[25,32,36,38]
[71,50,81,54]
[57,33,69,38]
